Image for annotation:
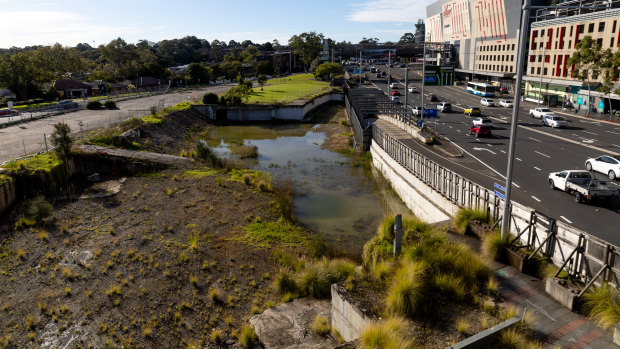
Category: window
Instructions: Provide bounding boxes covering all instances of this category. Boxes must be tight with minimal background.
[570,26,573,36]
[553,56,556,64]
[597,38,603,46]
[543,68,548,75]
[512,44,515,50]
[502,55,505,61]
[533,30,538,38]
[537,67,541,74]
[538,55,542,62]
[555,42,558,49]
[599,22,605,32]
[503,44,505,50]
[568,40,571,47]
[578,25,584,34]
[531,67,535,74]
[541,29,545,36]
[539,42,544,49]
[612,38,615,48]
[511,55,514,62]
[510,66,513,72]
[613,20,617,33]
[556,29,559,38]
[588,23,594,33]
[592,70,599,79]
[552,68,555,75]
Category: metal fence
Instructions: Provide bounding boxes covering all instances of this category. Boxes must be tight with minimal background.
[370,111,620,292]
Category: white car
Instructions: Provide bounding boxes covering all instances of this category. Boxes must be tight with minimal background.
[390,95,400,103]
[481,98,495,107]
[499,100,513,108]
[408,86,417,93]
[585,155,620,180]
[472,117,494,128]
[541,115,568,128]
[389,82,399,89]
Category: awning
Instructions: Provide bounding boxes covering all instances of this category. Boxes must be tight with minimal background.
[522,76,583,87]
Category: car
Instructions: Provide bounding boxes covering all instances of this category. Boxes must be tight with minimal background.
[463,106,481,116]
[427,94,438,102]
[529,107,555,119]
[499,100,513,108]
[437,102,451,112]
[541,115,568,128]
[469,125,493,138]
[472,117,494,127]
[57,100,79,109]
[408,86,418,93]
[399,64,406,68]
[381,71,386,76]
[0,108,20,116]
[549,170,619,203]
[481,98,495,107]
[389,82,398,89]
[411,106,424,116]
[376,73,381,78]
[390,95,400,103]
[390,91,401,96]
[585,155,620,180]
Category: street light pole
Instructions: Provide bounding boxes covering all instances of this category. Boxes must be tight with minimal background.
[421,40,426,112]
[501,0,531,238]
[388,52,391,95]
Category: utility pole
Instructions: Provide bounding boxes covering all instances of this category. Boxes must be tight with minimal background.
[359,51,362,86]
[472,42,477,82]
[404,67,409,121]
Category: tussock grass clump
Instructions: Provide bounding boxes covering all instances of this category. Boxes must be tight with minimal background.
[386,260,426,317]
[274,269,298,294]
[456,318,470,335]
[372,260,393,284]
[311,315,331,337]
[211,329,222,343]
[453,208,490,234]
[360,317,413,349]
[496,327,526,348]
[238,325,257,349]
[275,258,357,299]
[432,273,466,300]
[26,196,53,224]
[581,283,620,329]
[230,144,259,159]
[299,263,332,299]
[483,231,512,261]
[272,179,294,222]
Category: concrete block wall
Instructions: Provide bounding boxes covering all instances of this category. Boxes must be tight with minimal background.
[331,284,373,342]
[0,178,16,216]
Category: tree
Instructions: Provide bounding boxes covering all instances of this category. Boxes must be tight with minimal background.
[568,36,602,116]
[359,38,379,45]
[272,39,282,51]
[256,61,275,76]
[219,61,243,80]
[399,33,415,44]
[288,32,324,71]
[259,42,274,51]
[98,38,139,80]
[203,93,218,104]
[50,123,72,159]
[314,63,343,80]
[257,74,267,89]
[186,62,212,84]
[597,48,619,119]
[223,84,252,104]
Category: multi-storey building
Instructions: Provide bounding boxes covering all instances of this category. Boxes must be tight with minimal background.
[524,2,620,110]
[425,0,534,90]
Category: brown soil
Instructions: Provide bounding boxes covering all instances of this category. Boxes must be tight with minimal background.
[0,166,308,348]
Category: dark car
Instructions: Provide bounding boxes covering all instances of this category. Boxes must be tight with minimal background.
[427,94,438,102]
[57,100,79,109]
[469,125,493,138]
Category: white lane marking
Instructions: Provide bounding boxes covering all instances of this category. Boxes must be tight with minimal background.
[582,130,599,135]
[606,130,620,135]
[473,147,496,154]
[447,140,519,187]
[534,167,541,171]
[531,196,541,202]
[529,137,542,143]
[535,151,551,158]
[448,125,453,129]
[500,150,506,154]
[560,216,573,224]
[613,144,620,148]
[516,157,522,161]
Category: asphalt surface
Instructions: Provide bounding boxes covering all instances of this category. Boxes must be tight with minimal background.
[368,65,620,246]
[0,85,231,164]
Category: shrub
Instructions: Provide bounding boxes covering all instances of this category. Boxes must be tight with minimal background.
[386,260,426,317]
[15,217,36,231]
[483,231,512,261]
[311,316,331,337]
[298,264,331,298]
[27,196,53,223]
[581,283,620,329]
[104,101,117,109]
[50,123,73,159]
[209,287,222,304]
[274,269,297,294]
[238,325,257,349]
[453,208,489,234]
[203,93,219,104]
[272,179,294,222]
[432,273,466,300]
[495,328,525,349]
[195,140,221,167]
[372,260,392,283]
[211,329,222,343]
[456,318,470,335]
[86,101,102,110]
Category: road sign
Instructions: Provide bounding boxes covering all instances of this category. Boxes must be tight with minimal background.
[353,69,364,74]
[576,97,583,105]
[494,190,506,200]
[424,108,438,118]
[494,183,506,192]
[424,65,455,86]
[416,119,423,128]
[7,101,13,110]
[598,100,604,109]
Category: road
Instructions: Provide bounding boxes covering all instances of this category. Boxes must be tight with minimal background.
[367,65,620,245]
[0,85,231,164]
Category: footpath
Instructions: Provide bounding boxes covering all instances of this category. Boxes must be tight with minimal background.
[374,117,617,348]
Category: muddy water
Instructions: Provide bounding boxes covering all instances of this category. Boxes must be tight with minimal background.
[205,123,405,254]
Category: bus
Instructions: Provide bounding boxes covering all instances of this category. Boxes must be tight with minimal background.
[466,82,495,97]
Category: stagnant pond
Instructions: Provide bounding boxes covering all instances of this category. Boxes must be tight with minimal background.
[205,122,405,254]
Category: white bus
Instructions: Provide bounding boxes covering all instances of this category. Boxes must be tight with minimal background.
[466,82,495,97]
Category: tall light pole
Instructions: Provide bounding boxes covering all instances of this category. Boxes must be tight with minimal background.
[388,51,392,95]
[421,39,427,112]
[501,0,530,238]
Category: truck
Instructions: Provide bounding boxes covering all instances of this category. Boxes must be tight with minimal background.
[529,107,555,119]
[548,170,619,204]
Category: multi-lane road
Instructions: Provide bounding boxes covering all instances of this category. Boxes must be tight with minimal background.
[367,65,620,245]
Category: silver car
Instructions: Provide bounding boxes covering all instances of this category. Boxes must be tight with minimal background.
[541,115,567,128]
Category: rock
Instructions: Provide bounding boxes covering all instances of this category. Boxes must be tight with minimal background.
[250,298,339,349]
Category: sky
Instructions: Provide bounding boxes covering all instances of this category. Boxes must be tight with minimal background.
[0,0,434,49]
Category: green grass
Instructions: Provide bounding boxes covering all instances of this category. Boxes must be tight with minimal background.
[482,231,512,261]
[311,316,331,336]
[142,114,164,126]
[238,325,257,349]
[182,169,221,178]
[0,173,12,185]
[453,208,490,234]
[237,220,312,248]
[581,283,620,329]
[3,152,63,174]
[386,260,426,317]
[359,317,412,349]
[246,74,331,104]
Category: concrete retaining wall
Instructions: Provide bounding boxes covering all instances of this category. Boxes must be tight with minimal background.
[0,178,16,216]
[371,141,453,224]
[192,92,343,122]
[331,284,373,342]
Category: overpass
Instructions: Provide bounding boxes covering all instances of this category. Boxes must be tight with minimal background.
[336,42,454,60]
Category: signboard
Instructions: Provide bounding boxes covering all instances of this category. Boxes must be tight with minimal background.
[494,183,506,192]
[7,101,13,110]
[416,120,423,128]
[424,108,438,118]
[424,65,455,86]
[494,182,506,200]
[576,97,583,105]
[598,100,604,109]
[353,69,364,74]
[494,190,506,200]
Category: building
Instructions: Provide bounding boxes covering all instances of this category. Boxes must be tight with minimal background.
[53,79,91,99]
[524,2,620,110]
[425,0,547,90]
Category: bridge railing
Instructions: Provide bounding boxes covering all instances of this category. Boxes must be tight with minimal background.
[372,121,620,291]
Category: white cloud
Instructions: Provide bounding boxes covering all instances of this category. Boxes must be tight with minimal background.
[347,0,429,23]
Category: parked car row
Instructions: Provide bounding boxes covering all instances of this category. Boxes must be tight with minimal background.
[0,108,20,117]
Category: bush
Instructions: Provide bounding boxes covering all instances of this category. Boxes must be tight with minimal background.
[86,101,102,110]
[104,101,117,109]
[386,260,426,317]
[203,93,219,104]
[195,140,221,167]
[483,231,512,261]
[27,196,53,223]
[360,317,412,349]
[311,316,331,337]
[298,264,332,298]
[581,283,620,329]
[453,208,490,234]
[50,123,73,159]
[238,325,257,349]
[274,269,298,294]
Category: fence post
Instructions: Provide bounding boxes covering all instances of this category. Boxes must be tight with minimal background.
[43,134,48,152]
[393,214,402,257]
